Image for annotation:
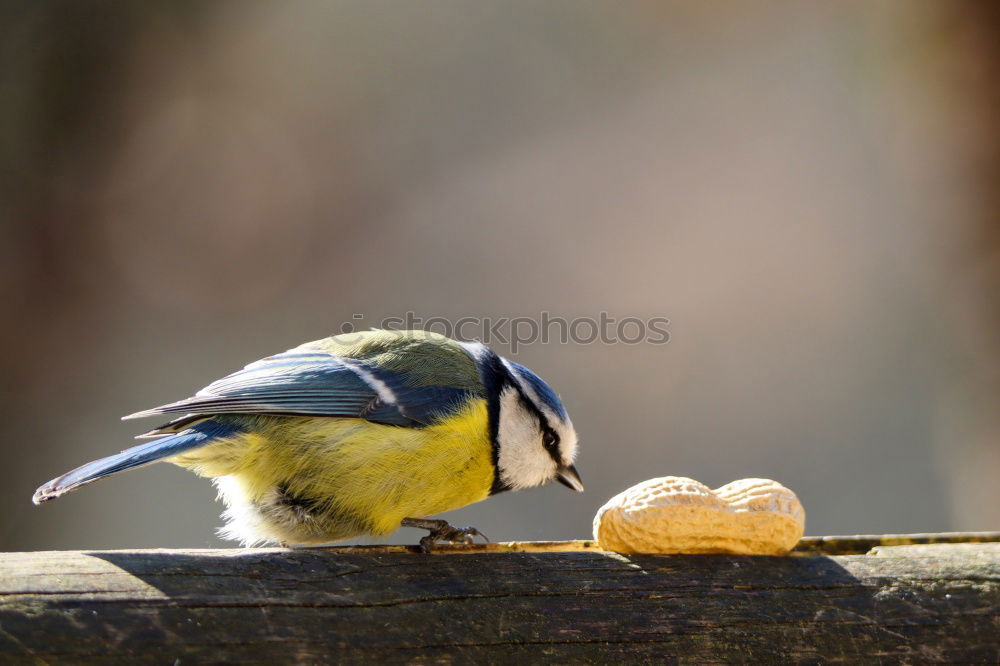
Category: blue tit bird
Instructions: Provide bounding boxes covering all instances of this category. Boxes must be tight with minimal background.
[33,330,583,550]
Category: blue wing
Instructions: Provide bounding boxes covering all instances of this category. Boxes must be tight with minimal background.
[124,350,476,429]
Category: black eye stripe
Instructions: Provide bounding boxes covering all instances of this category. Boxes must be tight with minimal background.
[542,427,560,456]
[515,386,562,463]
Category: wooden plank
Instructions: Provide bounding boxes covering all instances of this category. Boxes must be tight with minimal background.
[793,530,1000,555]
[0,535,997,664]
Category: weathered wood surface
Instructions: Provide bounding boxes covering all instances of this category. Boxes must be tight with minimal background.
[1,534,998,664]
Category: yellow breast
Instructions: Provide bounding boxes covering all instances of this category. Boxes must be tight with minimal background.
[170,398,494,544]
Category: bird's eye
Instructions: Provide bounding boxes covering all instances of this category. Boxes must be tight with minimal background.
[543,430,558,451]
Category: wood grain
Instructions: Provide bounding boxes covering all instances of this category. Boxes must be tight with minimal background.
[1,535,997,664]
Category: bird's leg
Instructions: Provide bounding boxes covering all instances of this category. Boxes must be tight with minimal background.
[401,517,489,553]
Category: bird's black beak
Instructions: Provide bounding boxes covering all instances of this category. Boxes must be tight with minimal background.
[556,464,584,492]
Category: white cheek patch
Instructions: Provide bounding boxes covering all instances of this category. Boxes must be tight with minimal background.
[500,360,578,466]
[496,387,558,490]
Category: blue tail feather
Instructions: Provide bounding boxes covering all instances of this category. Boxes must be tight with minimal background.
[32,420,237,504]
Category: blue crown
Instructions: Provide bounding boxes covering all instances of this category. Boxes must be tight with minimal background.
[506,360,568,419]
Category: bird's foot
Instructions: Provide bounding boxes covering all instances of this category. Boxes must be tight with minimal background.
[400,517,489,553]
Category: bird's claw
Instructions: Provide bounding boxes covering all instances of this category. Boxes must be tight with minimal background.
[402,518,488,553]
[419,525,488,553]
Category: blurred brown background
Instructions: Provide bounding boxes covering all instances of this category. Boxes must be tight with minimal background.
[2,1,998,550]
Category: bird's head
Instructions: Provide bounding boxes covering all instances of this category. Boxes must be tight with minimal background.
[491,357,582,493]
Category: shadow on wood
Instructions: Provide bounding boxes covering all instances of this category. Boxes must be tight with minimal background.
[0,536,998,663]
